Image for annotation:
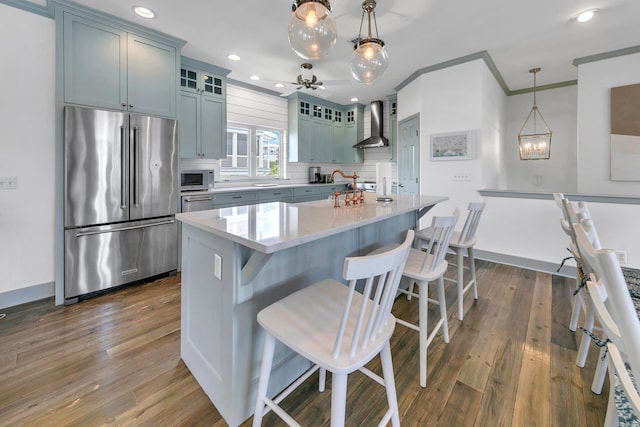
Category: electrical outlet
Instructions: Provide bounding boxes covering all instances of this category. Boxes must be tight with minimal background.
[452,173,470,182]
[615,250,627,265]
[0,176,17,190]
[214,253,222,280]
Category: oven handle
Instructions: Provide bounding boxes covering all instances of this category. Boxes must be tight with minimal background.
[184,195,213,202]
[75,220,175,237]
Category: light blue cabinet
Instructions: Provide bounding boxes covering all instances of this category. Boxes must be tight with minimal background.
[288,93,364,164]
[343,105,365,164]
[62,12,177,118]
[178,61,228,159]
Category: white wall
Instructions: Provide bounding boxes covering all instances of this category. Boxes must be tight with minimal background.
[577,53,640,195]
[0,4,56,307]
[398,60,505,225]
[504,85,578,192]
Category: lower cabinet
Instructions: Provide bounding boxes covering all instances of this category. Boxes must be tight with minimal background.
[212,192,257,209]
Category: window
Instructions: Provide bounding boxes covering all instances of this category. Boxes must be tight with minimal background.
[219,124,283,179]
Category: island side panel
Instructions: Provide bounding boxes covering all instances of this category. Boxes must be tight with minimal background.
[180,211,418,426]
[180,222,235,420]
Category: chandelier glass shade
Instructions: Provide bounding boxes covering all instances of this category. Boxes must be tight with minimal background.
[288,0,337,60]
[518,68,552,160]
[350,0,388,85]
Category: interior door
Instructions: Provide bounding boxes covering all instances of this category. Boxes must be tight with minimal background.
[398,114,420,195]
[129,114,179,220]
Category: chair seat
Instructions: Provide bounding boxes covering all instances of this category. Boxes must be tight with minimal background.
[258,278,396,375]
[403,248,449,282]
[614,362,640,426]
[371,244,449,283]
[415,227,477,249]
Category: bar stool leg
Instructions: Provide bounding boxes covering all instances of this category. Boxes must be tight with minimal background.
[330,373,348,427]
[456,248,465,320]
[419,280,429,387]
[380,342,401,427]
[253,333,276,427]
[437,276,449,343]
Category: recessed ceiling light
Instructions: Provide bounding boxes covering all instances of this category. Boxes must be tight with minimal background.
[576,9,598,23]
[249,75,260,81]
[318,86,326,90]
[132,6,156,19]
[275,83,285,88]
[350,97,358,102]
[227,54,240,61]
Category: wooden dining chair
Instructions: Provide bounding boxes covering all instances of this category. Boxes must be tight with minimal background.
[414,200,485,320]
[574,220,640,426]
[252,230,414,427]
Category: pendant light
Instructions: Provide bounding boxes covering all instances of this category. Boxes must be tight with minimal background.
[350,0,388,85]
[518,68,552,160]
[288,0,337,60]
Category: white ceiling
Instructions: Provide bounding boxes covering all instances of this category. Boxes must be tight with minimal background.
[68,0,640,105]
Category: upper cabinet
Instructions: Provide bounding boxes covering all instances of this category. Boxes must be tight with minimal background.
[288,93,364,164]
[57,5,185,118]
[178,59,229,159]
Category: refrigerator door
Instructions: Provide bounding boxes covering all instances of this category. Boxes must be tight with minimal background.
[65,106,129,227]
[129,114,178,220]
[64,217,178,300]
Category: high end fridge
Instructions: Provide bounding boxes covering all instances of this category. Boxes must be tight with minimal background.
[64,106,178,303]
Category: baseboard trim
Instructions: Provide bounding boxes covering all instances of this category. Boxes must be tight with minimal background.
[474,249,577,278]
[0,282,54,310]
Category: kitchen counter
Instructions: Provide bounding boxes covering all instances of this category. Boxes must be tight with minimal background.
[176,193,447,426]
[177,192,446,253]
[201,182,342,194]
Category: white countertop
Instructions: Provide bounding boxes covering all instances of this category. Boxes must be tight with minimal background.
[176,193,447,253]
[183,182,344,195]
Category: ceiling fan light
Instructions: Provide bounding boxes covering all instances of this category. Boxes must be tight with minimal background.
[351,39,388,85]
[288,0,337,60]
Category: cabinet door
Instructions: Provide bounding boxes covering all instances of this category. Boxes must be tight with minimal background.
[63,13,126,110]
[332,122,345,163]
[297,117,312,162]
[179,91,199,158]
[200,95,226,159]
[128,34,177,117]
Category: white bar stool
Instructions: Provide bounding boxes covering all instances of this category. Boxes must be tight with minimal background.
[252,230,414,427]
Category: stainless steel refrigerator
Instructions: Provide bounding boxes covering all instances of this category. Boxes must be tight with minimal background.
[64,106,178,303]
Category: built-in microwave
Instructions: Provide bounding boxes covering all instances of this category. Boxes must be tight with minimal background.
[180,169,215,192]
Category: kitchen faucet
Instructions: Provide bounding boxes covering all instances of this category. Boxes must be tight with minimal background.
[330,170,361,206]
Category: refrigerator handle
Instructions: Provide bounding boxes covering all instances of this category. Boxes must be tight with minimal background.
[120,126,126,209]
[133,126,140,207]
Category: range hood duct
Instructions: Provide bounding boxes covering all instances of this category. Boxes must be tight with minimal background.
[353,100,389,149]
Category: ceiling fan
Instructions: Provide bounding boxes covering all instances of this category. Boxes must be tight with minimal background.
[280,63,325,97]
[294,63,323,89]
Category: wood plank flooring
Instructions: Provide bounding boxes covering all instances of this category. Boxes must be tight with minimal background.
[0,260,608,426]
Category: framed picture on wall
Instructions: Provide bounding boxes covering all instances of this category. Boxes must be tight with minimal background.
[430,130,473,161]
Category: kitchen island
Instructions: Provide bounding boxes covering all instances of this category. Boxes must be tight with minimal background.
[176,193,447,426]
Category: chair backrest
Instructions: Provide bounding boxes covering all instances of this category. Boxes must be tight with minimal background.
[574,220,640,382]
[555,196,601,276]
[420,208,460,273]
[457,199,486,245]
[333,229,414,359]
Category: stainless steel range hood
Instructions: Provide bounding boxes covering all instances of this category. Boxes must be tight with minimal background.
[353,100,389,149]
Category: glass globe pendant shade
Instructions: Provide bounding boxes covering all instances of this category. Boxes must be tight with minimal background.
[288,1,337,60]
[350,39,388,85]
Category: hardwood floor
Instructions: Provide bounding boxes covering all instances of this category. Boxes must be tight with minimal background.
[0,260,608,426]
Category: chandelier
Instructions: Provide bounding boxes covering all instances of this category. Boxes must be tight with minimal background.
[350,0,388,85]
[288,0,337,60]
[518,68,552,160]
